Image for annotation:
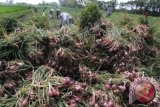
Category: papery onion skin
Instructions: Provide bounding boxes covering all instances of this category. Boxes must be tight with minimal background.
[18,98,28,107]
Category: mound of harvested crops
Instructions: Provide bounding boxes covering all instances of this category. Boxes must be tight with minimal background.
[0,20,159,107]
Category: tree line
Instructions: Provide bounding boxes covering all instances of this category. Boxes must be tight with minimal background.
[59,0,160,16]
[120,0,160,16]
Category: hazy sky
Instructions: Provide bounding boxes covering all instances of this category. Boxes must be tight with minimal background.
[0,0,128,4]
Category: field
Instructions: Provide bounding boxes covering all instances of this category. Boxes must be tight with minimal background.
[0,5,160,107]
[60,7,160,37]
[0,5,32,21]
[59,7,160,44]
[0,5,29,14]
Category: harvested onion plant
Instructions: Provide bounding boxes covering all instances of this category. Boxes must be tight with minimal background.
[0,20,159,107]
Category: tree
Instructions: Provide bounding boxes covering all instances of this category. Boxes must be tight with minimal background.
[59,0,68,6]
[6,0,14,4]
[111,0,117,10]
[59,0,98,7]
[121,0,160,16]
[66,0,77,7]
[76,0,97,6]
[42,0,46,6]
[105,0,117,10]
[98,1,106,9]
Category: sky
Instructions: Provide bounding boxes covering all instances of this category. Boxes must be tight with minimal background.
[0,0,128,4]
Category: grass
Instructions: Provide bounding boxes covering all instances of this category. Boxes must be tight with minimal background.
[57,7,160,30]
[0,5,29,15]
[0,5,32,21]
[100,11,160,28]
[60,7,82,17]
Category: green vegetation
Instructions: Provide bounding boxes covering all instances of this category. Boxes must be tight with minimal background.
[0,5,29,14]
[79,3,102,30]
[0,5,31,23]
[106,12,160,46]
[0,18,19,33]
[0,5,31,36]
[0,5,160,107]
[60,7,82,17]
[59,7,160,31]
[123,0,160,16]
[30,16,51,30]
